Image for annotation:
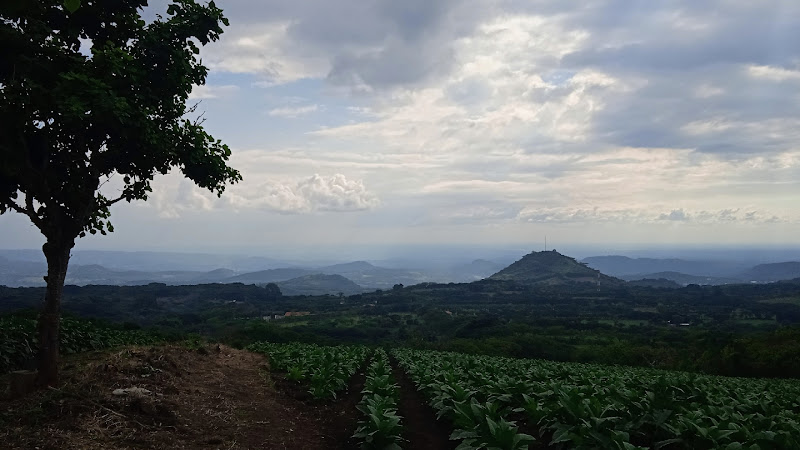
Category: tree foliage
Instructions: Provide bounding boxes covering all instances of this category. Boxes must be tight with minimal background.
[0,0,240,237]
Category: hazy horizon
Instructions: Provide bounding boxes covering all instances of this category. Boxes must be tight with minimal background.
[3,243,800,269]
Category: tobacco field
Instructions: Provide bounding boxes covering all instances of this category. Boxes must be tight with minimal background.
[251,342,800,450]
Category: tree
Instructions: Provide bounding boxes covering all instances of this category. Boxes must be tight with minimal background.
[264,282,282,301]
[0,0,241,386]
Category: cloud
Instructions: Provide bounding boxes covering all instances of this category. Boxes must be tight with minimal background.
[187,84,239,100]
[517,207,647,224]
[659,209,688,221]
[201,21,330,84]
[226,174,380,214]
[267,104,319,118]
[146,178,217,219]
[127,1,800,247]
[196,0,486,88]
[144,171,379,218]
[201,1,800,163]
[515,206,789,225]
[670,209,786,224]
[747,65,800,82]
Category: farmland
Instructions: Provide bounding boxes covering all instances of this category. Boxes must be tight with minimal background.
[249,342,800,449]
[0,314,162,373]
[1,329,799,449]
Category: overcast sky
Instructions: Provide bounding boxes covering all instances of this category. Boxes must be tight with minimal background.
[3,0,800,258]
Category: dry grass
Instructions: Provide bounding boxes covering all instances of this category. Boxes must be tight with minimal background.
[0,344,353,449]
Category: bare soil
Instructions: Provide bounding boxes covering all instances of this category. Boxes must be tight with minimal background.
[390,357,455,450]
[0,344,363,449]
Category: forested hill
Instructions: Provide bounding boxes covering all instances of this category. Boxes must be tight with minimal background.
[489,250,623,286]
[742,262,800,282]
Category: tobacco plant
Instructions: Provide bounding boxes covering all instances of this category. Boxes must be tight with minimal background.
[353,349,405,449]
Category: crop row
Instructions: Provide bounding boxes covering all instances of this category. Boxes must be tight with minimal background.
[392,348,800,450]
[0,315,162,374]
[247,341,368,400]
[353,348,404,449]
[393,348,533,450]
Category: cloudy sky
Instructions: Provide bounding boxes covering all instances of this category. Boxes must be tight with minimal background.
[3,0,800,258]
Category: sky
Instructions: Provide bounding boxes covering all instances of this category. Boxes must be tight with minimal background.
[3,0,800,259]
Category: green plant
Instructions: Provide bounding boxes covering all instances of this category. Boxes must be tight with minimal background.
[392,348,800,450]
[353,349,405,449]
[246,342,368,401]
[0,315,162,374]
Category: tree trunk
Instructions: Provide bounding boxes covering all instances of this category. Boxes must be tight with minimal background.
[36,239,74,387]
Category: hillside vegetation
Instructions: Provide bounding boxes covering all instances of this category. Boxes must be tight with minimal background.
[490,251,622,286]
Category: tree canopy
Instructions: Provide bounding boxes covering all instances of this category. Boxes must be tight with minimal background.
[0,0,240,237]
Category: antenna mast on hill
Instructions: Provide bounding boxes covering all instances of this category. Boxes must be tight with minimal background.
[544,235,547,252]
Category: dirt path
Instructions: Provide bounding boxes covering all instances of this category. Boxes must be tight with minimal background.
[0,345,364,449]
[390,357,455,450]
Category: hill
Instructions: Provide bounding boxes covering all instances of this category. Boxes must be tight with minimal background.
[319,261,377,272]
[276,274,364,296]
[621,271,742,286]
[582,255,747,277]
[226,268,315,284]
[741,262,800,282]
[489,250,622,286]
[317,261,433,290]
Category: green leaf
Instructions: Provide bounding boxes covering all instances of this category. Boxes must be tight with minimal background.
[551,428,573,444]
[654,438,683,449]
[63,0,81,13]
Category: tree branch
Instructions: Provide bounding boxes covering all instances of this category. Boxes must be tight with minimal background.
[105,193,128,206]
[24,192,45,229]
[5,199,27,215]
[98,189,131,208]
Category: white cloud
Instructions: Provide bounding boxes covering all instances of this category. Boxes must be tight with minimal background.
[746,65,800,82]
[187,84,239,100]
[517,207,647,224]
[225,174,380,214]
[146,177,217,219]
[267,104,319,118]
[514,206,789,225]
[658,209,689,221]
[201,22,329,84]
[681,119,734,135]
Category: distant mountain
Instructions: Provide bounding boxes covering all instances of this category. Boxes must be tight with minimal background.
[0,255,46,286]
[741,262,800,282]
[316,261,433,289]
[581,255,748,278]
[276,274,364,296]
[226,268,315,284]
[0,249,292,272]
[621,272,741,286]
[65,265,241,286]
[490,250,622,286]
[320,261,377,272]
[66,264,148,285]
[193,268,237,282]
